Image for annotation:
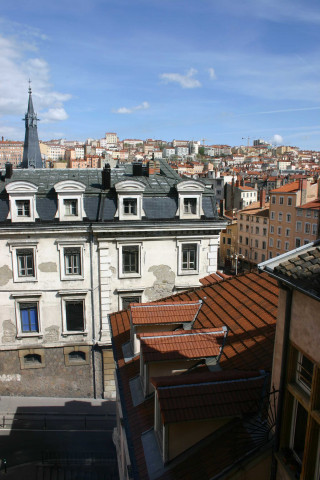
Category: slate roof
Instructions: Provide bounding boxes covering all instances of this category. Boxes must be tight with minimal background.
[130,301,202,326]
[0,160,219,222]
[139,328,225,362]
[110,271,279,480]
[260,241,320,298]
[151,370,268,424]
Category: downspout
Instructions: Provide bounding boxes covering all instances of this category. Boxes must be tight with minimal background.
[89,227,97,399]
[271,285,292,480]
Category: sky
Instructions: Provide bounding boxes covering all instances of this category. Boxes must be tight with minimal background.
[0,0,320,150]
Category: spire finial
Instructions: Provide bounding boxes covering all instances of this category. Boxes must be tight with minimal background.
[28,79,32,95]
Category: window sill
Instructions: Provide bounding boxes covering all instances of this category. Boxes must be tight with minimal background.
[61,276,84,281]
[13,278,38,283]
[178,270,199,276]
[17,333,43,339]
[275,450,301,480]
[61,331,88,337]
[119,273,141,279]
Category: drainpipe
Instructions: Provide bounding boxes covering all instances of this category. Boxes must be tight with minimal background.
[271,285,292,480]
[89,228,97,399]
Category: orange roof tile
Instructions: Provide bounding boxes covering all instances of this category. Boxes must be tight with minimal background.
[299,198,320,209]
[152,370,267,424]
[130,300,202,326]
[199,271,231,285]
[139,328,226,362]
[270,180,300,193]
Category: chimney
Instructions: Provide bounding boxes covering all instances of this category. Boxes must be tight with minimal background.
[102,163,111,190]
[317,178,320,199]
[260,189,266,209]
[5,163,13,179]
[235,180,240,188]
[300,178,307,205]
[219,199,225,217]
[148,159,155,176]
[132,162,143,176]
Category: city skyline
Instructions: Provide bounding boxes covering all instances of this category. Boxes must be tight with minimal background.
[0,0,320,149]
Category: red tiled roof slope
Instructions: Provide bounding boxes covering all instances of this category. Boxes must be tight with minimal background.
[110,271,279,480]
[140,328,224,362]
[130,300,201,325]
[199,271,231,285]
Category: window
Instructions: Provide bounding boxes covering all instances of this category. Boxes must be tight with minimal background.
[306,210,311,218]
[183,198,197,214]
[290,399,308,464]
[263,228,267,236]
[269,238,274,247]
[121,295,141,310]
[239,223,243,231]
[69,351,86,362]
[276,239,281,249]
[255,227,259,234]
[297,209,303,217]
[20,303,39,333]
[286,213,291,223]
[223,237,226,244]
[314,211,318,219]
[256,217,260,223]
[64,199,78,216]
[182,244,197,270]
[285,228,290,237]
[296,352,313,394]
[271,212,275,220]
[239,235,243,243]
[264,218,267,224]
[24,353,42,365]
[239,247,242,254]
[240,214,243,220]
[312,224,318,236]
[278,212,283,221]
[246,225,249,232]
[279,196,284,205]
[270,225,274,234]
[285,241,289,251]
[245,237,249,245]
[277,226,282,235]
[123,246,139,274]
[16,200,30,217]
[254,252,258,261]
[261,254,266,261]
[271,196,276,204]
[296,221,302,232]
[65,300,85,332]
[288,197,293,206]
[305,223,311,234]
[17,249,34,277]
[19,348,45,369]
[255,239,259,248]
[123,198,137,215]
[295,238,301,248]
[262,241,266,250]
[64,346,89,366]
[64,248,81,275]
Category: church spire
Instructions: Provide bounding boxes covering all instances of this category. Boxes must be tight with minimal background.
[21,81,43,168]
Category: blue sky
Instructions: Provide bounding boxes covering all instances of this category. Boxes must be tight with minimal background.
[0,0,320,149]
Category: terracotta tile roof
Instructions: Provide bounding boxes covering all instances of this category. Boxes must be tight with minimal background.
[299,198,320,209]
[139,328,226,362]
[110,271,278,479]
[270,180,300,193]
[239,201,269,215]
[199,271,231,285]
[152,370,267,424]
[130,300,202,326]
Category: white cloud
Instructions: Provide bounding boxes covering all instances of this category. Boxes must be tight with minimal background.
[271,134,283,144]
[160,68,201,89]
[113,101,150,114]
[41,107,69,123]
[0,32,71,124]
[208,68,216,79]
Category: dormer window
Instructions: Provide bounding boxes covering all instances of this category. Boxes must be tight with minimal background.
[176,180,205,220]
[115,180,146,221]
[6,181,38,223]
[123,198,137,215]
[64,199,78,216]
[16,200,30,217]
[54,180,86,222]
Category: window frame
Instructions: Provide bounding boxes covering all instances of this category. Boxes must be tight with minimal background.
[118,242,142,278]
[13,293,42,339]
[177,240,200,275]
[59,293,88,336]
[57,242,85,281]
[9,243,38,283]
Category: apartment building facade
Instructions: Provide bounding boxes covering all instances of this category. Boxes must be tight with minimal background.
[268,179,318,258]
[0,160,226,399]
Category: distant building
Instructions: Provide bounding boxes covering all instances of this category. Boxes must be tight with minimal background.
[0,140,24,168]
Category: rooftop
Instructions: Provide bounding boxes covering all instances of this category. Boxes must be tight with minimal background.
[130,300,202,326]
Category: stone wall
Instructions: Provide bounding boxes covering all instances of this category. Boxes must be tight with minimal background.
[0,346,104,398]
